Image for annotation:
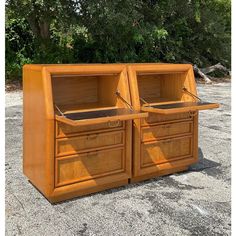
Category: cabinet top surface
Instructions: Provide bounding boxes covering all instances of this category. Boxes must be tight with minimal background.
[23,63,192,69]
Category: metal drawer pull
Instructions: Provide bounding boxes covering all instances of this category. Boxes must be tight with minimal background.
[87,134,98,140]
[162,125,170,129]
[163,140,172,144]
[108,120,121,128]
[87,152,98,157]
[189,111,197,118]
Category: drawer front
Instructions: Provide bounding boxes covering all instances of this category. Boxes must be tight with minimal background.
[55,148,125,187]
[142,121,192,142]
[56,131,124,156]
[56,120,124,138]
[141,136,192,167]
[142,113,191,126]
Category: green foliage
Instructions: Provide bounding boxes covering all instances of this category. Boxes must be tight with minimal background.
[5,0,231,81]
[6,16,34,80]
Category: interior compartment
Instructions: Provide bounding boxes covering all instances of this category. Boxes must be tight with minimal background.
[137,72,190,105]
[51,73,148,125]
[137,72,219,114]
[51,74,122,114]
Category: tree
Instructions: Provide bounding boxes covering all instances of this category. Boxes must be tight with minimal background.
[74,0,230,66]
[5,0,231,81]
[6,0,79,49]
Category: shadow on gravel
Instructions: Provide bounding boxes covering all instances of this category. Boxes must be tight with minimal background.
[52,148,222,204]
[189,148,221,172]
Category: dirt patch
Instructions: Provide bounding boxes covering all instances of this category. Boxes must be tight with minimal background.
[5,81,22,92]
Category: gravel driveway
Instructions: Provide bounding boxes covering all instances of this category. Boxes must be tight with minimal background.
[5,83,231,236]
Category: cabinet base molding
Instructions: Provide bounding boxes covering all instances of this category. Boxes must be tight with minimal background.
[47,179,128,203]
[129,166,188,184]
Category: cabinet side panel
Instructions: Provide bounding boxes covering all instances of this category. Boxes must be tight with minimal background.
[23,67,54,196]
[193,113,199,161]
[125,120,132,177]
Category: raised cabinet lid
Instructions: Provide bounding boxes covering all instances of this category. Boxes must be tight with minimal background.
[141,101,219,115]
[56,108,148,126]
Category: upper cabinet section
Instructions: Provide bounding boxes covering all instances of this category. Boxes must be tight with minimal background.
[128,64,219,114]
[23,63,219,123]
[32,64,147,126]
[52,72,122,113]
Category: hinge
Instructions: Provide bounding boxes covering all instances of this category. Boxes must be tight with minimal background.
[182,87,202,102]
[54,104,65,117]
[115,90,133,111]
[140,97,150,106]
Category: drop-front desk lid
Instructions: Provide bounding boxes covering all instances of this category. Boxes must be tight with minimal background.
[141,101,219,115]
[56,108,148,126]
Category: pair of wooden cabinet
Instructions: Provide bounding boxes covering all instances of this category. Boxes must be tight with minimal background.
[23,63,219,202]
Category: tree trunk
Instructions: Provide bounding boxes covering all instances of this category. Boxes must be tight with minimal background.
[27,14,51,49]
[39,21,50,41]
[193,63,230,84]
[193,65,212,84]
[201,63,229,75]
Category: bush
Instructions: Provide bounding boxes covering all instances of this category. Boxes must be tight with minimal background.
[5,0,231,82]
[6,17,35,81]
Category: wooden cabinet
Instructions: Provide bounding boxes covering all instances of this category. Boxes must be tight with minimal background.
[141,121,193,142]
[56,120,124,138]
[55,147,125,187]
[55,130,124,156]
[23,63,219,202]
[23,64,147,203]
[141,136,193,166]
[128,64,219,182]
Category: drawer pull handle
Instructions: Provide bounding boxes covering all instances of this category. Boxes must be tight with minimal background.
[87,152,98,157]
[163,140,172,144]
[189,111,197,118]
[87,134,98,140]
[163,125,170,129]
[108,120,120,128]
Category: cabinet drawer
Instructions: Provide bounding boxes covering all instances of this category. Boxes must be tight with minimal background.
[56,130,124,156]
[56,120,124,138]
[142,121,192,142]
[55,148,125,187]
[141,113,191,126]
[141,136,192,167]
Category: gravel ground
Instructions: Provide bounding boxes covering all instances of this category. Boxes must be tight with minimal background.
[5,83,231,236]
